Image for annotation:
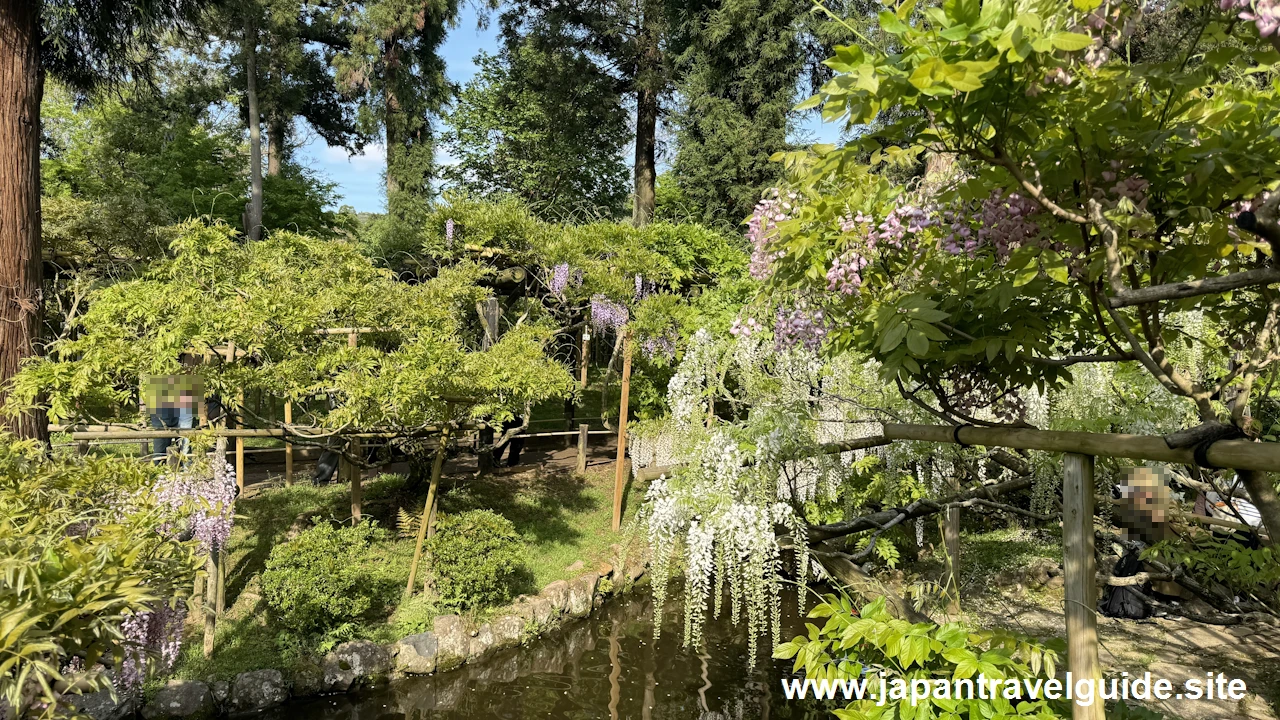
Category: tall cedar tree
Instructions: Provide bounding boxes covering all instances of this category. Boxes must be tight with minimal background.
[335,0,459,211]
[0,0,204,440]
[499,0,672,226]
[670,0,806,227]
[442,42,629,219]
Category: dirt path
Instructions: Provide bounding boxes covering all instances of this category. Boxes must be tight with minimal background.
[968,596,1280,720]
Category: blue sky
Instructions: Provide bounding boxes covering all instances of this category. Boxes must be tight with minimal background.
[298,6,844,214]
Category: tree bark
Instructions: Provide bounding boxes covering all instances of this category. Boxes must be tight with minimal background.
[267,110,286,177]
[244,14,264,240]
[0,0,47,441]
[630,0,660,227]
[383,37,402,200]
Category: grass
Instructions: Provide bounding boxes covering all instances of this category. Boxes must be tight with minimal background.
[959,525,1062,589]
[168,458,647,683]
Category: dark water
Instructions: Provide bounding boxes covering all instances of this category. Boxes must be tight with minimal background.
[275,593,827,720]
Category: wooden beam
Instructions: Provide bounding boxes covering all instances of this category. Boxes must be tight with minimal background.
[882,423,1280,473]
[577,423,589,474]
[1063,453,1103,720]
[613,330,633,532]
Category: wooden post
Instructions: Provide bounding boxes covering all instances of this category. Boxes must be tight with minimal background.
[942,470,961,613]
[283,400,293,485]
[348,331,357,349]
[580,330,590,388]
[1063,453,1103,720]
[349,438,362,524]
[235,390,245,492]
[76,440,90,456]
[215,548,226,619]
[481,298,500,350]
[201,553,216,657]
[577,423,589,474]
[612,330,633,531]
[405,425,451,597]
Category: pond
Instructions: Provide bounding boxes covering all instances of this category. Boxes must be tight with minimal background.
[271,591,827,720]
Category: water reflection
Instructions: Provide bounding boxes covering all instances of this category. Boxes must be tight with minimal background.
[274,593,828,720]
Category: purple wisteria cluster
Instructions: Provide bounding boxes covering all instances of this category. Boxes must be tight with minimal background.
[774,302,828,352]
[634,274,658,301]
[641,331,678,360]
[1101,161,1149,210]
[119,604,187,695]
[747,190,793,280]
[549,263,570,297]
[445,218,455,249]
[1222,0,1280,36]
[154,460,238,553]
[590,295,629,332]
[966,190,1043,257]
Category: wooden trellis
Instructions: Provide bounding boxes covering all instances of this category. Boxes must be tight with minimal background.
[634,422,1280,720]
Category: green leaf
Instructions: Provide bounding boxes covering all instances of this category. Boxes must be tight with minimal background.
[881,322,909,352]
[906,328,929,356]
[879,10,909,34]
[1050,32,1093,51]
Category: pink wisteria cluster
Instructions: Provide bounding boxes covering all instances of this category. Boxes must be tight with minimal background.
[747,189,794,280]
[729,316,763,337]
[1222,0,1279,37]
[119,604,187,695]
[1100,160,1149,210]
[154,460,238,553]
[969,190,1043,257]
[774,302,828,351]
[945,368,1029,424]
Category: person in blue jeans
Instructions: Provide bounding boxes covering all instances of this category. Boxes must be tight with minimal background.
[140,373,202,462]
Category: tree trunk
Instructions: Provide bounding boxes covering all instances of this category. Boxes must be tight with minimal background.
[383,37,402,200]
[267,110,286,177]
[0,0,47,441]
[631,0,660,227]
[244,15,264,240]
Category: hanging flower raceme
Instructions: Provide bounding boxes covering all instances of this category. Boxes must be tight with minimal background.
[118,604,186,695]
[549,263,570,297]
[773,301,828,352]
[589,295,629,332]
[154,459,238,553]
[445,218,455,249]
[1223,0,1280,37]
[747,189,793,280]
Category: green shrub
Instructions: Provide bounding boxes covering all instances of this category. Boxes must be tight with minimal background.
[260,521,399,643]
[426,510,526,610]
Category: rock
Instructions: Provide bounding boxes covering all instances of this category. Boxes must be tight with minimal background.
[627,563,646,583]
[598,562,614,579]
[210,681,229,708]
[1045,575,1065,590]
[567,573,598,618]
[433,615,469,672]
[565,560,585,573]
[1025,558,1060,587]
[229,669,289,713]
[394,632,438,675]
[69,687,137,720]
[468,623,495,661]
[541,580,570,616]
[491,614,524,650]
[289,658,324,698]
[528,596,554,625]
[321,640,392,692]
[141,680,214,720]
